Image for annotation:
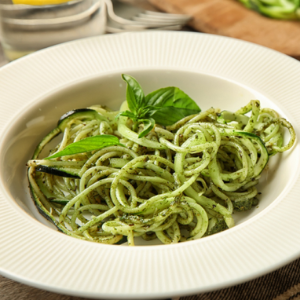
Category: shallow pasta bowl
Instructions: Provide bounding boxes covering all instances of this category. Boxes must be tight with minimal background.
[0,32,300,299]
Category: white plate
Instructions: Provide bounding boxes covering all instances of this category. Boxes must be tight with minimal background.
[0,32,300,299]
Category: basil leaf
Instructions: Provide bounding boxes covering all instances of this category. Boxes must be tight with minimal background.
[45,135,122,159]
[122,74,145,114]
[145,87,201,126]
[117,110,137,121]
[138,118,155,138]
[138,106,158,118]
[148,107,200,126]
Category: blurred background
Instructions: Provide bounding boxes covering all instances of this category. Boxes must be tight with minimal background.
[0,0,190,64]
[1,0,300,65]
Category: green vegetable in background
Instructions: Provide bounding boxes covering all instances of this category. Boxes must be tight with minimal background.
[118,74,201,138]
[238,0,300,19]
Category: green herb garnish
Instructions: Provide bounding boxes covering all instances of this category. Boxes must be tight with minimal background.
[118,74,201,138]
[45,135,123,159]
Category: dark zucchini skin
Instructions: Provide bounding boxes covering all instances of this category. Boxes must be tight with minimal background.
[29,170,84,238]
[58,108,104,131]
[28,109,102,239]
[50,199,70,205]
[28,108,113,241]
[33,109,102,158]
[35,165,80,178]
[28,168,65,233]
[32,127,61,160]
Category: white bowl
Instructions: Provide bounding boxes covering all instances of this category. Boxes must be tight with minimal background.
[0,32,299,299]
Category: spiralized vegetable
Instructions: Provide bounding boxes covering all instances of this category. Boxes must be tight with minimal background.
[238,0,300,20]
[27,100,295,245]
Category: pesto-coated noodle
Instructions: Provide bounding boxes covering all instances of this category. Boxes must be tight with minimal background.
[27,99,295,245]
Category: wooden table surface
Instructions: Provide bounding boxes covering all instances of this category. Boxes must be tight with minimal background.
[149,0,300,59]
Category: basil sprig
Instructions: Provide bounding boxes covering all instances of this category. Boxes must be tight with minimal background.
[45,135,123,159]
[119,74,201,138]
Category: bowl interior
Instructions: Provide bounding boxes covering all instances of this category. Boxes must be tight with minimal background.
[0,69,297,239]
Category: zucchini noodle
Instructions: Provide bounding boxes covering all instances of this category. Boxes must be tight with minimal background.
[27,100,296,245]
